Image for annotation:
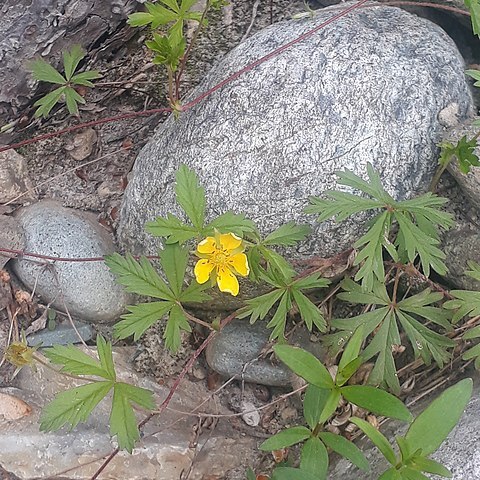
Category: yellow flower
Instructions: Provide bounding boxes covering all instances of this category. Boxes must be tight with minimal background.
[4,332,38,378]
[194,232,249,296]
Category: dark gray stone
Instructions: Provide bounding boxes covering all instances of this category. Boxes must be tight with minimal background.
[27,321,93,347]
[13,201,128,324]
[206,318,323,387]
[119,3,473,261]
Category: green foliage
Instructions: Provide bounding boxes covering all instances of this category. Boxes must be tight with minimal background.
[238,268,329,339]
[146,165,256,243]
[439,135,480,175]
[146,32,186,71]
[353,379,472,479]
[306,163,453,290]
[106,243,210,351]
[27,45,100,117]
[40,335,155,452]
[273,341,412,422]
[464,0,480,37]
[325,279,454,394]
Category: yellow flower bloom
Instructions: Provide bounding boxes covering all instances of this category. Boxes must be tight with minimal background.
[194,232,249,296]
[4,332,38,378]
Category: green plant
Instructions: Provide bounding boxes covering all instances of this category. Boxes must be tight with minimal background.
[352,378,472,479]
[305,163,453,292]
[27,45,101,118]
[260,328,411,479]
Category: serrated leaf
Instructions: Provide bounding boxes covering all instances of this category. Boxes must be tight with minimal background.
[300,437,328,480]
[273,345,334,389]
[164,303,191,352]
[63,45,85,80]
[40,381,113,431]
[206,211,256,237]
[291,289,327,332]
[175,164,206,230]
[263,222,311,246]
[341,385,412,422]
[159,243,188,297]
[105,253,174,300]
[405,378,473,456]
[303,384,330,430]
[71,70,101,86]
[292,273,330,291]
[146,213,198,244]
[27,58,66,84]
[64,86,85,115]
[444,290,480,324]
[260,247,297,281]
[178,280,211,303]
[351,417,397,465]
[33,86,66,118]
[114,301,174,341]
[110,382,155,453]
[260,426,311,450]
[43,343,111,379]
[267,293,291,340]
[96,335,116,381]
[237,288,285,323]
[318,432,369,471]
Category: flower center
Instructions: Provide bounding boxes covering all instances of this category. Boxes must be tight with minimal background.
[212,249,228,266]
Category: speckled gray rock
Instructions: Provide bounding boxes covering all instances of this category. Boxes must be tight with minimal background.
[443,117,480,211]
[442,223,480,290]
[27,321,93,347]
[0,215,25,269]
[331,376,480,479]
[206,319,324,386]
[0,150,36,204]
[119,3,473,260]
[12,201,128,323]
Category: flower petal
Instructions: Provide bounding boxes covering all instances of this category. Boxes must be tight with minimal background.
[197,237,216,254]
[228,253,249,277]
[216,266,239,296]
[194,259,215,284]
[219,233,242,252]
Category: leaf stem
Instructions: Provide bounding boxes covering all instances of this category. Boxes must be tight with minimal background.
[181,306,215,330]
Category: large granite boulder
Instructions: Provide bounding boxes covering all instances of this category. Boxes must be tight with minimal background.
[119,2,473,260]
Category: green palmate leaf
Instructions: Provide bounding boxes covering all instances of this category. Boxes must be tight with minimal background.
[237,289,286,323]
[303,384,330,430]
[300,437,328,480]
[27,58,66,84]
[409,456,452,477]
[292,273,330,291]
[271,467,321,480]
[351,417,397,466]
[71,70,101,87]
[175,164,206,230]
[331,281,453,394]
[146,32,186,71]
[159,243,188,297]
[110,382,155,453]
[318,432,369,471]
[464,0,480,36]
[260,247,297,280]
[178,279,211,303]
[63,44,85,80]
[96,335,116,381]
[341,385,412,422]
[439,135,480,174]
[263,222,311,246]
[273,345,334,389]
[105,253,174,300]
[114,301,173,341]
[164,303,191,352]
[267,292,291,340]
[33,87,66,118]
[260,426,311,450]
[405,378,473,456]
[466,69,480,86]
[146,213,198,244]
[40,381,113,431]
[206,211,256,237]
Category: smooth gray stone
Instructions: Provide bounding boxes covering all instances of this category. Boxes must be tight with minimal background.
[330,376,480,479]
[13,200,128,324]
[119,3,473,262]
[27,321,93,347]
[206,318,323,387]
